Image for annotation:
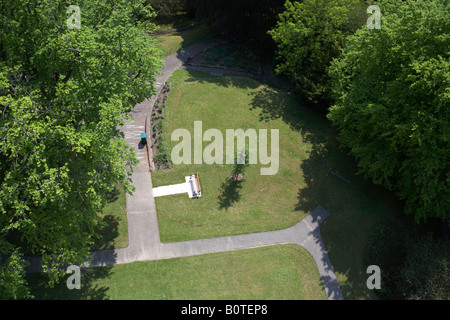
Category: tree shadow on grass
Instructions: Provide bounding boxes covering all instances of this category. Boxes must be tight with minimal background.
[92,215,120,251]
[93,185,123,251]
[248,83,406,299]
[217,177,244,211]
[249,85,328,142]
[27,265,114,300]
[173,31,268,90]
[248,84,356,214]
[181,68,262,90]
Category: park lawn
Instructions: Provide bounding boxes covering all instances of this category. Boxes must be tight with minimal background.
[152,13,197,31]
[27,244,327,300]
[153,23,217,57]
[188,42,262,73]
[152,69,404,300]
[92,184,128,250]
[152,70,312,242]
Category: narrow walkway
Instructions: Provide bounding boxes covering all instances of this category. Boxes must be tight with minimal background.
[153,182,189,197]
[25,37,344,301]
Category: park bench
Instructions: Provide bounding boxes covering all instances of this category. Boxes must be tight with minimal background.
[190,173,201,198]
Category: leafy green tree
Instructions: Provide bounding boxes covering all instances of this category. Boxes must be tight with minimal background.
[268,0,367,107]
[147,0,196,22]
[0,240,32,300]
[0,0,162,291]
[327,0,449,222]
[195,0,287,46]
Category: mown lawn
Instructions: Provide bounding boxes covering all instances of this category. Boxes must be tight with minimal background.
[153,23,217,57]
[187,42,262,73]
[152,70,312,242]
[27,244,326,300]
[151,69,404,300]
[152,13,197,31]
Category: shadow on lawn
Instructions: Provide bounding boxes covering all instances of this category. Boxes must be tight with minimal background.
[217,177,244,211]
[27,265,113,300]
[248,84,406,299]
[248,84,358,214]
[93,215,121,251]
[92,185,123,251]
[174,31,267,90]
[181,68,261,90]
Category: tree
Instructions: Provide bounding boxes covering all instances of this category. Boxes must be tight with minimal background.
[195,0,287,47]
[231,148,249,180]
[0,240,32,300]
[268,0,367,108]
[0,0,162,292]
[327,0,450,222]
[146,0,196,23]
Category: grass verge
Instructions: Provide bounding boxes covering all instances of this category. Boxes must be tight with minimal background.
[153,23,217,57]
[27,244,327,300]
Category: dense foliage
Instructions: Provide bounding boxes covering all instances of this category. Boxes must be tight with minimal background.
[327,0,450,222]
[0,0,162,296]
[269,0,367,107]
[146,0,197,22]
[195,0,287,46]
[365,222,450,299]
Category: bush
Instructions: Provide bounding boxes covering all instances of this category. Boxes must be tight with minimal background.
[154,119,163,134]
[154,140,171,168]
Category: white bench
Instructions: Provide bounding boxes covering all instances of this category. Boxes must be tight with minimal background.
[190,174,201,198]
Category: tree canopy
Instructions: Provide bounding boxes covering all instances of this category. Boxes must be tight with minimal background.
[269,0,367,108]
[195,0,287,47]
[0,0,162,295]
[327,0,450,222]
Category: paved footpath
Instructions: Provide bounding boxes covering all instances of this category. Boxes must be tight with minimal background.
[26,38,344,300]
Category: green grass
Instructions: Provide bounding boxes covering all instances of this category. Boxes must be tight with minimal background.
[189,43,262,73]
[152,70,312,242]
[153,23,217,57]
[152,69,405,300]
[27,244,327,300]
[92,184,128,250]
[152,14,197,31]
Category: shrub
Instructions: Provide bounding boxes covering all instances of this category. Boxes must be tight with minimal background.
[154,140,171,168]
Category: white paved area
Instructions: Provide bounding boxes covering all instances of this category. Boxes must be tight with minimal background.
[153,182,190,197]
[153,176,201,198]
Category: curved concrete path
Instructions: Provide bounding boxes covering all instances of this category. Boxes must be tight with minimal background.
[26,37,344,300]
